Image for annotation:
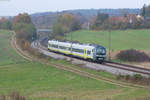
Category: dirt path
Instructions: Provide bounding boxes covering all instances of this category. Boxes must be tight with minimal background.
[11,32,150,89]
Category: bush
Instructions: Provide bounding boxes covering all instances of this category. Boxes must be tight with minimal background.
[116,49,150,62]
[136,96,150,100]
[27,47,48,59]
[10,91,25,100]
[1,95,6,100]
[116,74,124,80]
[0,91,26,100]
[125,74,130,80]
[133,74,143,81]
[116,74,150,85]
[24,41,30,50]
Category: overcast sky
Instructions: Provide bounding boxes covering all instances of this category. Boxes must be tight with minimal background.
[0,0,150,16]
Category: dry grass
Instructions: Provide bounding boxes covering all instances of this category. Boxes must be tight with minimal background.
[0,91,26,100]
[30,89,124,100]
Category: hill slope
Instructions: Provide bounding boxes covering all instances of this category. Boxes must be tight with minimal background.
[31,9,140,28]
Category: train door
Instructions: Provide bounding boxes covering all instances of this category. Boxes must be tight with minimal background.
[84,48,87,59]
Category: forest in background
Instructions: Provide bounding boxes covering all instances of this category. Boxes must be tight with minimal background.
[30,8,140,29]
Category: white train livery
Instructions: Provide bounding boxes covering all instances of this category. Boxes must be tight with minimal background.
[48,40,106,63]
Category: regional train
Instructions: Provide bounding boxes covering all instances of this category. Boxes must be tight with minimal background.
[48,40,106,63]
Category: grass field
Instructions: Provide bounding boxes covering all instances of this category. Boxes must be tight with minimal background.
[67,29,150,51]
[0,30,27,66]
[0,30,150,100]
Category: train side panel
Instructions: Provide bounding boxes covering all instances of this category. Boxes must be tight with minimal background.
[48,40,106,62]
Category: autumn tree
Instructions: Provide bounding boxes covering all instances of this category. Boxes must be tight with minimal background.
[52,13,81,39]
[90,11,150,30]
[13,13,32,25]
[13,13,37,42]
[90,13,109,30]
[0,17,12,30]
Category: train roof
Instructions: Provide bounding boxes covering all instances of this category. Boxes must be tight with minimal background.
[48,40,105,49]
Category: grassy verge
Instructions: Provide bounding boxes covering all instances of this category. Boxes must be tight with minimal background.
[0,30,28,66]
[49,59,116,80]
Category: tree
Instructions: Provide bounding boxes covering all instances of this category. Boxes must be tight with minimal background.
[13,13,32,25]
[90,13,109,30]
[121,9,128,17]
[96,13,109,25]
[13,13,37,42]
[52,13,81,39]
[146,5,150,17]
[52,23,69,37]
[0,17,12,30]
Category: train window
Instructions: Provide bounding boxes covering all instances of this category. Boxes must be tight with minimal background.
[87,51,91,55]
[52,44,58,48]
[59,46,67,50]
[72,48,84,54]
[72,48,75,52]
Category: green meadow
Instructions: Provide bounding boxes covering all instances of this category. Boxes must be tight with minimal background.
[0,30,150,100]
[67,29,150,50]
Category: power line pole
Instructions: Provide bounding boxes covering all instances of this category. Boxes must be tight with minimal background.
[70,30,73,61]
[108,27,111,61]
[88,22,90,30]
[36,29,39,47]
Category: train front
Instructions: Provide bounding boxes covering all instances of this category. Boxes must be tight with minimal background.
[94,46,106,62]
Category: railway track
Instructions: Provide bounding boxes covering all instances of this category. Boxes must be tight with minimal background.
[104,62,150,76]
[35,40,150,77]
